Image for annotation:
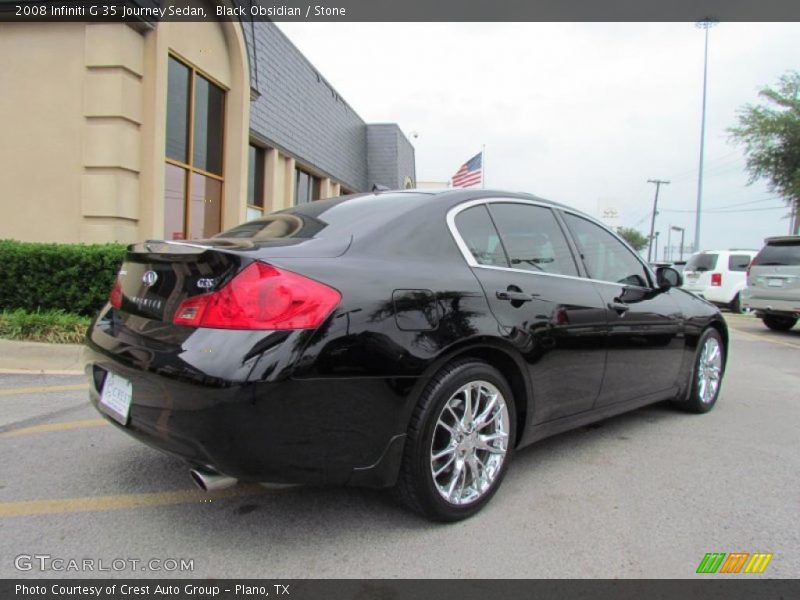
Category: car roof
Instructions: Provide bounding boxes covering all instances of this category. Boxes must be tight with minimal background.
[764,235,800,244]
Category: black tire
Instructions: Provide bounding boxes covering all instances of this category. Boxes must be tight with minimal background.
[762,315,797,331]
[392,359,516,522]
[675,328,725,414]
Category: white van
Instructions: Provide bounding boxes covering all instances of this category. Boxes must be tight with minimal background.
[682,250,757,313]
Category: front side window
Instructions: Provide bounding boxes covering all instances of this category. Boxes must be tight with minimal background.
[488,203,578,276]
[563,213,650,287]
[164,55,225,240]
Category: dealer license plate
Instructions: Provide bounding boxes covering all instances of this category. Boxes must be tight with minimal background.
[768,278,784,287]
[99,372,133,425]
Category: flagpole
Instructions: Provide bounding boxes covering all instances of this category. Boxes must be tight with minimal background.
[481,144,486,189]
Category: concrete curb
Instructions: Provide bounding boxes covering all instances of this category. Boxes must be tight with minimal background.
[0,339,84,374]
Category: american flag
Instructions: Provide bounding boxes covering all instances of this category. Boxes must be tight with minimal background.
[451,152,483,188]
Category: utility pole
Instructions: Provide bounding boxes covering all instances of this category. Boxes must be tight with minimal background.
[694,18,718,252]
[647,179,670,263]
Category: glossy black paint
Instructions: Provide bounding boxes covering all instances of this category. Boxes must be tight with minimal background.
[85,189,727,488]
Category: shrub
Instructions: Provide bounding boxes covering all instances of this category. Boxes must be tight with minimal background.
[0,240,127,316]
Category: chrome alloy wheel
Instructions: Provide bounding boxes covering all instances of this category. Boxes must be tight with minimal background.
[697,337,722,403]
[430,380,510,506]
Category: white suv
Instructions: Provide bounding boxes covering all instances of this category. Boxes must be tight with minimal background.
[682,250,757,313]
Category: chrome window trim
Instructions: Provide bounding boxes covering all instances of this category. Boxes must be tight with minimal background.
[446,197,657,290]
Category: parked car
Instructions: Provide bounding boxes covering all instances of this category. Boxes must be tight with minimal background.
[681,249,757,312]
[671,260,687,276]
[741,235,800,331]
[85,190,728,521]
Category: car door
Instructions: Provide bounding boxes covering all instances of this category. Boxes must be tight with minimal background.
[560,211,684,407]
[450,200,608,424]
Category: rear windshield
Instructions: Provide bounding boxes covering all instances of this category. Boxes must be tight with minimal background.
[755,241,800,266]
[217,193,433,240]
[685,253,718,271]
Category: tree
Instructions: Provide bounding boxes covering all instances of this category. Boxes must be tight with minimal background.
[616,227,649,252]
[728,71,800,234]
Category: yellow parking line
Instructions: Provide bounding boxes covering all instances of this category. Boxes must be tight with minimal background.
[1,418,108,438]
[0,384,88,397]
[0,485,268,518]
[730,327,800,349]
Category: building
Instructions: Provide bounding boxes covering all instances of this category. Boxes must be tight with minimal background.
[0,19,416,243]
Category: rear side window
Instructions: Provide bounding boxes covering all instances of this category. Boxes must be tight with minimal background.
[686,253,719,272]
[562,213,649,287]
[755,242,800,266]
[728,254,752,272]
[454,205,507,266]
[488,203,578,276]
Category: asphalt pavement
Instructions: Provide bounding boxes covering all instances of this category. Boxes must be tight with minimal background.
[0,313,797,578]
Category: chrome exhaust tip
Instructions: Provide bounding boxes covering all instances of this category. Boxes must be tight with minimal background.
[190,467,237,492]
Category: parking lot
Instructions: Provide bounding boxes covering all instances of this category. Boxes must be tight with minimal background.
[0,313,798,579]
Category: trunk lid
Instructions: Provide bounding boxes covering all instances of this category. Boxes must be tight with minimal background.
[114,236,350,323]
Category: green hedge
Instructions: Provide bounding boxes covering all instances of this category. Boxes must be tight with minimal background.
[0,240,127,317]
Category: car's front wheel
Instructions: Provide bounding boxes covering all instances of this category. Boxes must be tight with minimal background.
[677,328,725,413]
[762,314,797,331]
[393,359,516,522]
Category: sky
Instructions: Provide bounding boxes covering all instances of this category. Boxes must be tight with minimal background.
[277,22,800,257]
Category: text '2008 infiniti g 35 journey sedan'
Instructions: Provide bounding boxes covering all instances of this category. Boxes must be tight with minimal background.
[86,190,728,521]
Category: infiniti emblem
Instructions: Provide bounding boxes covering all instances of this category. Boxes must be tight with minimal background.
[142,271,159,287]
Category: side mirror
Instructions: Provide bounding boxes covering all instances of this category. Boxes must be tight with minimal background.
[656,266,682,290]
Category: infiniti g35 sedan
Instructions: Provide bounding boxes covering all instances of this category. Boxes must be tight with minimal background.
[85,190,728,521]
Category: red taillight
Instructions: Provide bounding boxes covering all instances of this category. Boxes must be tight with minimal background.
[710,272,722,286]
[173,262,341,330]
[109,276,123,309]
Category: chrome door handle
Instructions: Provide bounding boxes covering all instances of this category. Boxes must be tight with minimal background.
[496,290,536,302]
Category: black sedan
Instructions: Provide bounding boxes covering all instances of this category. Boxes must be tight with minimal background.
[85,190,728,521]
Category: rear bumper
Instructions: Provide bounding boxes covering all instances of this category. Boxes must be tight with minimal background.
[85,341,410,489]
[740,290,800,316]
[682,285,731,305]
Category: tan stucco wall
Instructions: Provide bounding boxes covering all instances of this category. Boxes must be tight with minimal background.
[0,20,250,244]
[0,23,88,242]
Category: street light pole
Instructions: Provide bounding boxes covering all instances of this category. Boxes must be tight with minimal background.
[671,225,686,261]
[694,18,718,252]
[667,227,673,262]
[647,179,670,263]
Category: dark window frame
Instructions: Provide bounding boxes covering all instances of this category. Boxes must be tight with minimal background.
[164,53,227,240]
[248,144,265,213]
[294,167,321,205]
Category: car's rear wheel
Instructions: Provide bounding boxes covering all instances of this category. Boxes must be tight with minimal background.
[762,314,797,331]
[676,328,725,413]
[393,359,516,522]
[730,293,743,314]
